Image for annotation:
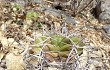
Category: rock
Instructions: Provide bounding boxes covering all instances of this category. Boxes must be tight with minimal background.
[99,0,110,23]
[47,0,96,16]
[43,7,78,25]
[102,25,110,35]
[33,0,43,4]
[92,0,110,24]
[99,12,110,23]
[5,53,26,70]
[0,0,27,6]
[15,0,27,6]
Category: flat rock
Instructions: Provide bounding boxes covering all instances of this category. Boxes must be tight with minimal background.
[97,0,110,24]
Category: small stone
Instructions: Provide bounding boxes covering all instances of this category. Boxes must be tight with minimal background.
[15,0,27,6]
[33,0,43,4]
[13,8,17,11]
[102,25,110,35]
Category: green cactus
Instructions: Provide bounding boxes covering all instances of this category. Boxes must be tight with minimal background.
[34,35,85,57]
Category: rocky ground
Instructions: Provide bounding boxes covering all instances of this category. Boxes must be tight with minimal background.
[0,0,110,70]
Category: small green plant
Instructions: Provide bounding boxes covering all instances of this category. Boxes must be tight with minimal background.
[26,11,39,20]
[13,3,23,11]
